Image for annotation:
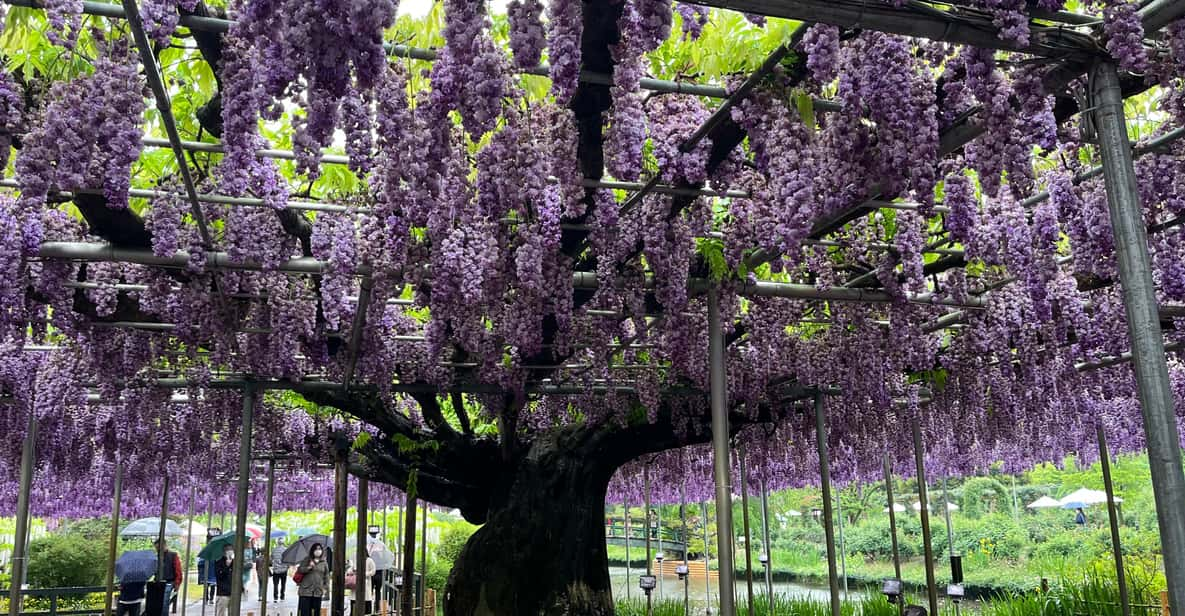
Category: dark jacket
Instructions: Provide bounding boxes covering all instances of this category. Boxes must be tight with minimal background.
[118,582,147,604]
[156,550,182,588]
[296,557,329,598]
[214,557,235,597]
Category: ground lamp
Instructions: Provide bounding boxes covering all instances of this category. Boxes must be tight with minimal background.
[882,578,903,603]
[656,552,664,599]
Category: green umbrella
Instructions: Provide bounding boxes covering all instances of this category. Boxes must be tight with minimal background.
[198,532,250,561]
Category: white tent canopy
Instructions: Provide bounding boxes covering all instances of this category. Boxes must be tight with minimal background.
[1027,496,1063,509]
[1059,488,1122,506]
[883,503,906,513]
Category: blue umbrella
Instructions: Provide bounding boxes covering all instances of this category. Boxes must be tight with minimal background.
[115,550,159,583]
[1062,501,1089,509]
[270,530,288,539]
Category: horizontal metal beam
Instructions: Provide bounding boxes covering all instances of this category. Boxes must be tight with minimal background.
[1076,340,1185,372]
[1139,0,1185,35]
[39,242,988,308]
[694,0,1095,56]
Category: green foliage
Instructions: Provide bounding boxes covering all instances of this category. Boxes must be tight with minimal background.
[26,532,109,589]
[959,478,1011,519]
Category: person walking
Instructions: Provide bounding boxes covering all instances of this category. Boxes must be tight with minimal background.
[296,543,329,616]
[254,548,269,602]
[1075,507,1087,527]
[349,555,376,616]
[213,546,237,616]
[117,580,148,616]
[153,539,183,614]
[271,539,289,601]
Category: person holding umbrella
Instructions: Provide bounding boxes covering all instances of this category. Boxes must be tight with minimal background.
[152,539,183,613]
[213,545,237,616]
[114,550,157,616]
[295,543,329,616]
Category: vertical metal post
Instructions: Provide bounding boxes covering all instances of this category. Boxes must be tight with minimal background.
[658,505,663,602]
[645,466,653,616]
[229,386,256,616]
[707,288,737,616]
[883,455,903,616]
[158,475,171,582]
[182,487,196,616]
[941,476,955,559]
[835,492,848,600]
[814,395,841,616]
[702,502,712,615]
[1098,425,1131,616]
[202,498,213,616]
[103,461,124,616]
[681,477,689,616]
[739,447,754,616]
[399,497,416,616]
[759,478,772,613]
[8,418,36,616]
[625,495,632,601]
[262,460,276,616]
[333,446,348,616]
[355,476,368,616]
[1010,477,1019,522]
[418,503,426,613]
[1093,59,1185,615]
[912,420,939,616]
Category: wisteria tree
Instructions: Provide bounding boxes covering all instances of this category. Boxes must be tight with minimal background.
[1,0,1185,614]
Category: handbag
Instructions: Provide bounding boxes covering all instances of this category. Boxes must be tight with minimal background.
[292,571,305,584]
[344,572,356,591]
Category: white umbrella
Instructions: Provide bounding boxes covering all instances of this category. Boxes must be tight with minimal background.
[883,503,906,513]
[121,517,184,537]
[1059,488,1121,506]
[787,510,803,517]
[911,502,958,512]
[1027,496,1063,509]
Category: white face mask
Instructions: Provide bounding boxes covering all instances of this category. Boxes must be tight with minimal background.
[312,549,323,557]
[225,552,234,561]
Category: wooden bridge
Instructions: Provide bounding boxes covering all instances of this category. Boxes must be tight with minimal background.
[605,522,690,559]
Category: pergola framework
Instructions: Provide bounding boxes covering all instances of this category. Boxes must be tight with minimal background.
[1,0,1185,614]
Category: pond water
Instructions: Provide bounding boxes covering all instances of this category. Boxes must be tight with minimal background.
[607,567,980,614]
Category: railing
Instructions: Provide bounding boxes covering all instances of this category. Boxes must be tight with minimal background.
[604,523,688,545]
[0,586,107,616]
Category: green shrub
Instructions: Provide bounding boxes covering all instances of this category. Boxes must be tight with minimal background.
[26,532,109,589]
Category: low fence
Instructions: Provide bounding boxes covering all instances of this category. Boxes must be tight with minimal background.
[0,586,107,616]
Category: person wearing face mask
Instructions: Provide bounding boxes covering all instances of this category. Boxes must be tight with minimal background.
[296,544,329,616]
[213,546,237,616]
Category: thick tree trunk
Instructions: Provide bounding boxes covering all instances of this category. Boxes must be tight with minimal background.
[442,429,618,616]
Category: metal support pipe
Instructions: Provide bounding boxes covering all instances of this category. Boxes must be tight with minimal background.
[399,497,416,616]
[814,395,841,616]
[625,494,632,601]
[835,491,848,600]
[157,475,171,582]
[261,460,276,616]
[759,478,773,612]
[657,505,663,602]
[332,445,348,616]
[681,477,690,616]
[8,418,36,616]
[1098,425,1131,616]
[229,386,255,616]
[419,503,427,611]
[103,461,123,616]
[707,288,737,616]
[645,466,653,616]
[912,421,939,616]
[702,502,713,615]
[181,487,195,616]
[883,455,903,616]
[355,476,369,616]
[941,474,956,587]
[1093,60,1185,616]
[739,447,755,616]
